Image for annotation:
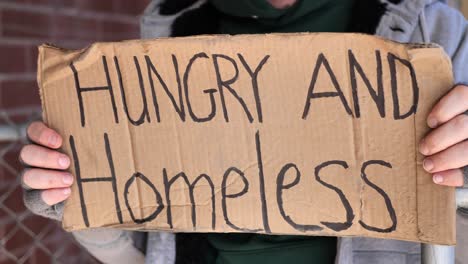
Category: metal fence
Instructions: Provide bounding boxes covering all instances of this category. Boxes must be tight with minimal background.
[0,107,98,263]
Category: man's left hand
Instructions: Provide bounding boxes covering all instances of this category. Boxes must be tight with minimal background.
[419,84,468,187]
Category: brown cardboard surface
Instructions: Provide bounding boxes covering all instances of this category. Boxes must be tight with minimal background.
[37,33,455,245]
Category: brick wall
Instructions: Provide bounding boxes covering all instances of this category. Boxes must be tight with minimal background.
[0,0,148,262]
[0,0,148,111]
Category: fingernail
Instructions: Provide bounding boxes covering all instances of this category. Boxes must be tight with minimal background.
[423,158,434,171]
[62,174,73,185]
[58,156,70,168]
[433,174,443,184]
[419,141,429,155]
[49,134,58,147]
[63,188,71,195]
[427,117,438,128]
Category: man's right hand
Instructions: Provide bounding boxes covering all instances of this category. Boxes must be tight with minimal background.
[19,121,73,219]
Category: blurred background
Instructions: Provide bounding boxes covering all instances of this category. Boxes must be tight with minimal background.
[0,0,465,263]
[0,0,148,262]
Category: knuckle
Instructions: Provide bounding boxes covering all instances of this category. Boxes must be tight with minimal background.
[19,145,32,164]
[453,114,468,132]
[37,128,51,146]
[46,174,53,186]
[45,174,56,187]
[430,105,440,117]
[29,145,43,160]
[38,172,49,187]
[38,128,49,143]
[20,169,34,190]
[454,85,468,101]
[430,154,443,168]
[45,149,57,163]
[27,121,41,139]
[424,137,437,152]
[462,141,468,154]
[430,107,444,123]
[21,168,31,182]
[26,122,36,137]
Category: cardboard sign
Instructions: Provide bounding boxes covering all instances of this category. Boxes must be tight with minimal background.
[37,33,456,245]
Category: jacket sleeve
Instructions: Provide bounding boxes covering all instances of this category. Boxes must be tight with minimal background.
[22,188,146,263]
[73,229,146,264]
[423,2,468,84]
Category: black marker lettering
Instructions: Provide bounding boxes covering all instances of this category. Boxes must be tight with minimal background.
[315,160,354,231]
[183,52,217,122]
[145,55,186,122]
[359,160,397,233]
[254,131,271,233]
[163,170,215,230]
[388,52,419,120]
[69,133,122,227]
[302,53,352,119]
[124,172,164,224]
[213,54,254,123]
[221,167,261,232]
[70,56,119,127]
[238,54,270,123]
[349,50,385,118]
[276,163,323,232]
[114,56,150,126]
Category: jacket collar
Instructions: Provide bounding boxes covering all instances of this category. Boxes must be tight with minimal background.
[376,0,441,42]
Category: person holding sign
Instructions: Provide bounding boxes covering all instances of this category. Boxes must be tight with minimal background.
[19,0,468,263]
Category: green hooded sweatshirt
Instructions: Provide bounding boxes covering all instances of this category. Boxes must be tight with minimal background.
[201,0,354,263]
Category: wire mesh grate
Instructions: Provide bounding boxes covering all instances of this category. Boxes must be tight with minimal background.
[0,107,99,264]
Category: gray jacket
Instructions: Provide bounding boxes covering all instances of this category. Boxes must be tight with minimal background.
[34,0,468,263]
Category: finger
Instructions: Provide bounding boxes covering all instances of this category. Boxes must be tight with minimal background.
[427,85,468,128]
[19,144,70,169]
[22,168,73,190]
[432,169,464,187]
[27,121,62,149]
[420,114,468,155]
[23,189,64,220]
[423,140,468,173]
[41,188,71,206]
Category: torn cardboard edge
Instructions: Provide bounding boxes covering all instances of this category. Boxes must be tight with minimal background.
[37,33,455,245]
